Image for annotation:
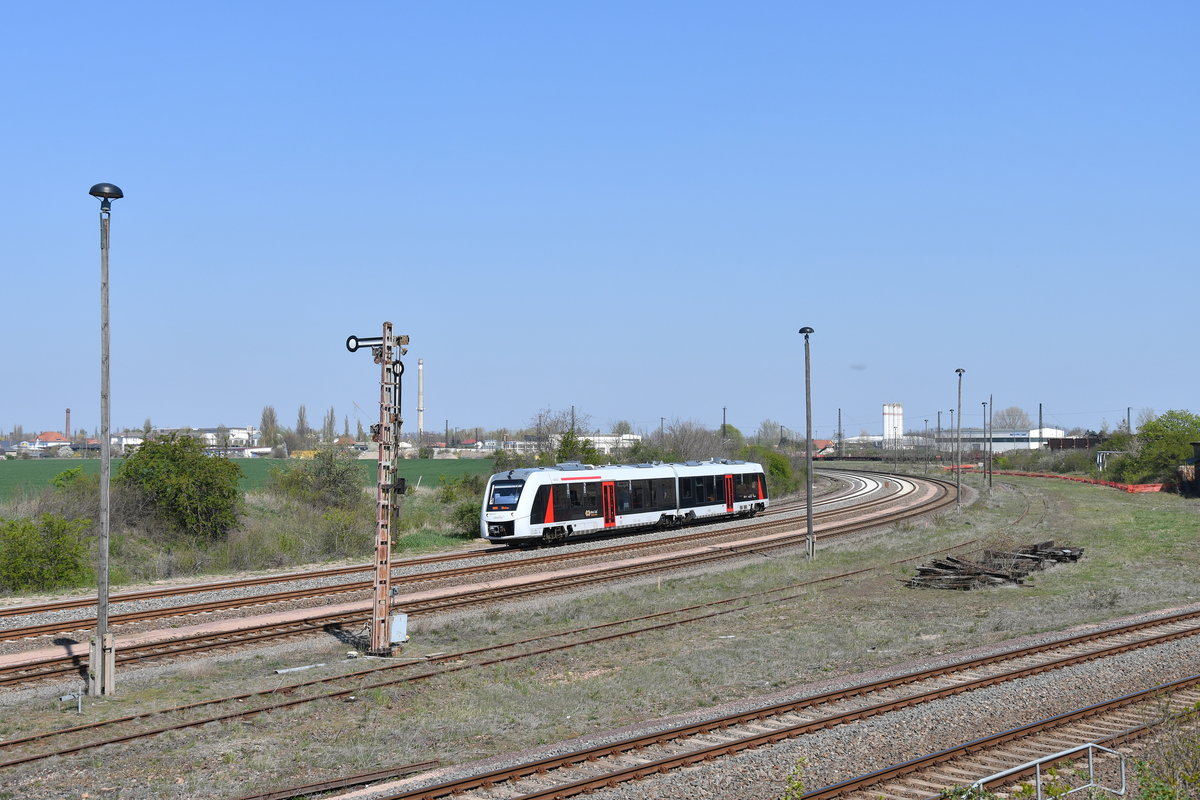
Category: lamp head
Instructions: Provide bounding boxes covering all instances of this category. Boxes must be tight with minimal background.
[798,327,814,335]
[89,183,124,200]
[955,368,965,375]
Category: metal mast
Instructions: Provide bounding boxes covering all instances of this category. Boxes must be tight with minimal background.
[347,323,408,655]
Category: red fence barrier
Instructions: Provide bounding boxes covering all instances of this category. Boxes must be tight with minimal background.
[991,470,1165,493]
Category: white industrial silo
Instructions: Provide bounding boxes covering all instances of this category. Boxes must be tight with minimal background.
[883,403,904,445]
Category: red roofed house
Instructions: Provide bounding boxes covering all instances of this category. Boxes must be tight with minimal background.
[33,431,70,449]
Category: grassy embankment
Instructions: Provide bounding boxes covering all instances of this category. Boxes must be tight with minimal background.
[0,471,1196,799]
[0,457,496,588]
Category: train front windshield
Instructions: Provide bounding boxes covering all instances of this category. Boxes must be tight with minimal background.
[487,480,524,511]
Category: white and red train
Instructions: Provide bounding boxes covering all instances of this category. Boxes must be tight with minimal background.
[480,459,769,545]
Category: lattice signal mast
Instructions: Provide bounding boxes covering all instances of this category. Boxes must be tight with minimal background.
[346,322,408,655]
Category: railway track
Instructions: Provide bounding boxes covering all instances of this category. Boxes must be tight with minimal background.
[0,537,984,771]
[0,490,822,625]
[808,676,1200,800]
[222,609,1200,800]
[0,556,1192,786]
[0,471,933,644]
[0,547,502,622]
[0,474,954,687]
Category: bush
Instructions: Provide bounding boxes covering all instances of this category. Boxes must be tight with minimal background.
[451,500,481,536]
[1133,703,1200,798]
[0,513,93,592]
[436,474,485,504]
[1107,410,1200,485]
[116,435,242,540]
[740,445,801,497]
[269,448,366,509]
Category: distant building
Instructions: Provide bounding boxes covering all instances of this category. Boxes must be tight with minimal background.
[930,427,1066,453]
[486,432,643,457]
[151,426,261,448]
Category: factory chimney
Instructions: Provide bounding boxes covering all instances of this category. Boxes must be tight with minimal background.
[417,359,425,447]
[65,408,71,441]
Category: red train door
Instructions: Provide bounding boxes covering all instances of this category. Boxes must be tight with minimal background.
[724,474,734,511]
[601,481,617,527]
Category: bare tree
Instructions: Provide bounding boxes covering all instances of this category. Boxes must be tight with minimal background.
[992,406,1031,429]
[664,420,724,460]
[526,407,594,454]
[756,418,784,445]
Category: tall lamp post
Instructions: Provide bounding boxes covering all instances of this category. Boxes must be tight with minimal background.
[923,419,929,474]
[981,401,988,491]
[948,410,954,477]
[799,327,815,559]
[988,394,994,489]
[936,411,942,465]
[955,368,965,506]
[89,182,123,696]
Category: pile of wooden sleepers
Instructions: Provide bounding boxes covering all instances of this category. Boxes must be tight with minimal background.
[906,541,1084,590]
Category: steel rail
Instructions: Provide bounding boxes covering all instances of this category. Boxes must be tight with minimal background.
[0,474,854,623]
[313,621,1200,800]
[803,674,1200,800]
[7,536,1188,781]
[0,473,950,685]
[0,548,501,620]
[229,761,440,800]
[0,472,920,643]
[0,538,985,768]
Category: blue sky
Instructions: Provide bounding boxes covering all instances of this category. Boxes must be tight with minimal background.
[3,2,1196,442]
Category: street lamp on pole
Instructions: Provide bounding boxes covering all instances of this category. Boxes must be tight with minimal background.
[936,411,942,465]
[955,368,965,506]
[947,409,954,474]
[89,181,123,696]
[799,327,815,559]
[981,401,988,491]
[988,394,994,489]
[923,418,929,474]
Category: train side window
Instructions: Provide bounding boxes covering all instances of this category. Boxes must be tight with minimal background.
[658,479,676,508]
[631,481,646,509]
[734,473,753,500]
[551,484,568,517]
[531,486,552,521]
[617,481,631,511]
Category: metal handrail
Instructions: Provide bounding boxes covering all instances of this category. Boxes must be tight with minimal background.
[971,743,1126,799]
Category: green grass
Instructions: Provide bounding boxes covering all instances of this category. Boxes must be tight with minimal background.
[1,473,1198,798]
[0,456,495,501]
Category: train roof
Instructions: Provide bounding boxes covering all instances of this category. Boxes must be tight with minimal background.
[487,459,763,483]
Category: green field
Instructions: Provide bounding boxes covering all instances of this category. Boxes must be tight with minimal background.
[0,456,496,502]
